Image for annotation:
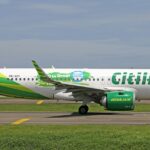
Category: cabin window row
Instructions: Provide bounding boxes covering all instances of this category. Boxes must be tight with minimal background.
[6,77,144,82]
[7,78,113,82]
[7,78,38,81]
[86,78,111,81]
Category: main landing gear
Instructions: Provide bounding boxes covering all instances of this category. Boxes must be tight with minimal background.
[79,105,89,115]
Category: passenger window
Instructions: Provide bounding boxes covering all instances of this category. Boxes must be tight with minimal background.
[15,78,18,81]
[19,78,22,81]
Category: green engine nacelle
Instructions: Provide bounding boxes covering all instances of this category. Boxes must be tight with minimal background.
[100,91,135,111]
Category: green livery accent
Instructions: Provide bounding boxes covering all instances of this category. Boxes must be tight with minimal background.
[32,60,91,87]
[0,73,48,99]
[106,91,135,111]
[36,71,91,87]
[32,60,48,81]
[112,72,150,85]
[48,71,91,81]
[36,78,54,87]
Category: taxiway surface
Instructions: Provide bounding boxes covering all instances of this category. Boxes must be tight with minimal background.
[0,98,150,125]
[0,112,150,125]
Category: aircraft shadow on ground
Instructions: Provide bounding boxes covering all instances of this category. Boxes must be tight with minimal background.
[48,112,132,118]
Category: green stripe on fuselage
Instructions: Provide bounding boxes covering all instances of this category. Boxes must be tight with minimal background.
[0,74,48,99]
[0,85,48,99]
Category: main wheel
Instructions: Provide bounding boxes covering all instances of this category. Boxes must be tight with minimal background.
[79,105,89,115]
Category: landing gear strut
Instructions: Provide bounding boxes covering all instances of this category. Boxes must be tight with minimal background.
[79,105,89,115]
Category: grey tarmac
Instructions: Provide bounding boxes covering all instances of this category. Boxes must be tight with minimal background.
[0,112,150,125]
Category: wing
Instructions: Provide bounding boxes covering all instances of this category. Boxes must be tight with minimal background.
[32,60,107,91]
[32,60,136,102]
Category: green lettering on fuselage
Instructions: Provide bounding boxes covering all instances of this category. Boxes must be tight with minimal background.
[112,72,150,85]
[135,72,141,85]
[112,72,121,85]
[128,73,134,85]
[142,72,147,85]
[147,76,150,85]
[122,72,127,84]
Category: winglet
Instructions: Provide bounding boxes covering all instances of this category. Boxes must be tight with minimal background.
[32,60,59,85]
[32,60,47,80]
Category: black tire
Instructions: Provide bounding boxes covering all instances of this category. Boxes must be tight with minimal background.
[84,105,89,112]
[79,105,89,115]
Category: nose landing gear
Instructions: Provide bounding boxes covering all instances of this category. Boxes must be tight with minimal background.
[79,105,89,115]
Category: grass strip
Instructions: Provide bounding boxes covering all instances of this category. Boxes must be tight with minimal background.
[0,125,150,150]
[0,103,149,112]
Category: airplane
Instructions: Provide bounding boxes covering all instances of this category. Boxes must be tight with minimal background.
[0,60,149,114]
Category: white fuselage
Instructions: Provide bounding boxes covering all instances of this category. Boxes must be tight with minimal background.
[0,68,150,100]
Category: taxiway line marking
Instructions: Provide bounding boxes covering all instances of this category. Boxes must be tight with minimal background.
[36,100,44,105]
[12,118,31,125]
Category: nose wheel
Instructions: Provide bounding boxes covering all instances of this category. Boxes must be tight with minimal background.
[79,105,89,115]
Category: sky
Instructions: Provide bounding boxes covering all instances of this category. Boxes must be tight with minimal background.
[0,0,150,68]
